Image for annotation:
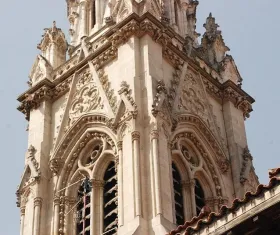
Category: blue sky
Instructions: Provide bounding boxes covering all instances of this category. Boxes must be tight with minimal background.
[0,1,279,234]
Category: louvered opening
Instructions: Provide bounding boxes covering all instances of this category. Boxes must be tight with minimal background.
[76,179,92,235]
[172,163,185,225]
[195,179,205,216]
[103,162,118,235]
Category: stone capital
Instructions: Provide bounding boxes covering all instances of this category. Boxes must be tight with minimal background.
[90,179,105,189]
[131,131,140,141]
[150,130,159,140]
[34,197,43,207]
[117,141,123,151]
[20,206,26,216]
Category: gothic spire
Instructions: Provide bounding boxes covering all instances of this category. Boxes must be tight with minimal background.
[37,21,67,69]
[201,13,229,66]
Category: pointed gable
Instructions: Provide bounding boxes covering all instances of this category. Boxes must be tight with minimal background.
[29,55,53,86]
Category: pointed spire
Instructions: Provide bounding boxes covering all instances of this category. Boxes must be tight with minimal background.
[182,0,200,42]
[203,13,221,41]
[201,13,229,65]
[37,21,68,69]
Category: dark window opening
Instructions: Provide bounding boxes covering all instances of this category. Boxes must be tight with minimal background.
[174,1,179,26]
[103,162,118,235]
[92,0,96,28]
[76,179,92,235]
[195,179,205,216]
[172,163,185,225]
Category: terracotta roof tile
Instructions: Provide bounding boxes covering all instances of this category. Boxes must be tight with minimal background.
[269,168,280,178]
[169,176,280,235]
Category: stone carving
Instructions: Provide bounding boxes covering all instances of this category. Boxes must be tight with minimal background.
[18,16,254,122]
[96,69,118,113]
[178,72,209,124]
[69,69,103,126]
[49,159,61,176]
[111,0,130,22]
[29,55,53,86]
[240,146,253,184]
[118,81,137,111]
[172,132,226,205]
[16,145,41,207]
[152,80,167,116]
[79,136,114,168]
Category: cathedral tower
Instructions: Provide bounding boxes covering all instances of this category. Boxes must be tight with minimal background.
[17,1,259,235]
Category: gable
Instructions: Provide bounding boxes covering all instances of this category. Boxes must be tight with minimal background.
[29,55,53,85]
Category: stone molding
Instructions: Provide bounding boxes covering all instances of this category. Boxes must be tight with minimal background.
[131,131,140,141]
[171,132,227,206]
[17,13,254,121]
[34,197,43,207]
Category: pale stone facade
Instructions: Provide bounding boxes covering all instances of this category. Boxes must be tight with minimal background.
[17,1,259,235]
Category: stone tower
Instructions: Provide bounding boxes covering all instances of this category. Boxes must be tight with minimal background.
[17,1,259,235]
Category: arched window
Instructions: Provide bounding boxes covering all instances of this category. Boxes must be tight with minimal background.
[172,163,185,225]
[103,162,118,234]
[76,179,92,235]
[194,179,205,216]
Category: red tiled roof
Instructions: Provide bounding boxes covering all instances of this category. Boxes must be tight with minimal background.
[269,168,280,178]
[169,175,280,235]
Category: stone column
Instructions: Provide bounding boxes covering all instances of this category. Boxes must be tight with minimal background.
[151,130,162,215]
[53,196,60,235]
[64,197,76,235]
[181,181,193,221]
[117,141,124,226]
[90,180,104,235]
[132,131,141,217]
[20,206,26,235]
[189,179,196,217]
[79,0,89,39]
[33,197,43,235]
[95,0,101,29]
[90,181,95,235]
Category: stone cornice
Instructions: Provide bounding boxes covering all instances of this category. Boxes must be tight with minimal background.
[17,12,254,120]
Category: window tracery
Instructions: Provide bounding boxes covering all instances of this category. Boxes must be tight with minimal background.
[68,131,118,235]
[171,133,221,223]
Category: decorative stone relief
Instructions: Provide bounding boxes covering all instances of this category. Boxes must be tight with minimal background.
[111,0,130,22]
[240,146,253,184]
[68,69,103,126]
[29,55,53,86]
[178,72,209,121]
[16,145,41,207]
[171,132,227,206]
[96,69,118,113]
[114,81,138,127]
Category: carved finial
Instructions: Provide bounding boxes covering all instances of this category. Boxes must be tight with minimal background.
[182,0,200,41]
[202,13,230,65]
[203,13,221,41]
[37,21,67,68]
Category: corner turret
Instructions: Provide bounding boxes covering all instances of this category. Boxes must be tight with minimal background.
[37,21,68,69]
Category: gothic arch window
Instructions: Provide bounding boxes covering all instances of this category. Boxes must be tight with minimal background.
[103,161,118,234]
[69,131,118,235]
[194,179,205,216]
[172,163,185,225]
[76,179,92,235]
